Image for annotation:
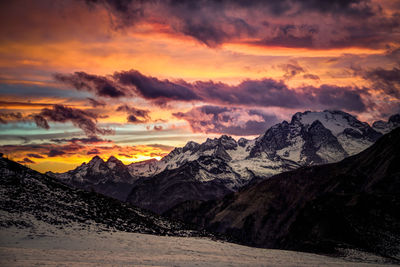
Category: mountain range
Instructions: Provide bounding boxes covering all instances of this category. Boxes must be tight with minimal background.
[0,156,209,238]
[166,127,400,260]
[48,110,400,213]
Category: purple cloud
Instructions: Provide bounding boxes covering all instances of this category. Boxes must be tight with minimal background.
[81,0,397,50]
[362,67,400,98]
[55,70,368,112]
[114,70,200,101]
[34,104,114,136]
[116,104,150,123]
[54,72,127,98]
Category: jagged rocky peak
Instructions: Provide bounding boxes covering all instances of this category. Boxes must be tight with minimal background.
[86,155,108,172]
[301,120,347,164]
[250,110,380,164]
[199,135,237,152]
[218,135,237,150]
[373,113,400,134]
[182,141,200,153]
[88,155,104,165]
[106,155,125,169]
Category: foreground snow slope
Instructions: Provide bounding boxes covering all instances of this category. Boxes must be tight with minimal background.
[0,221,395,267]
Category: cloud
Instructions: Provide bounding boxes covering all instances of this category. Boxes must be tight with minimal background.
[56,70,368,112]
[34,104,114,136]
[54,72,127,98]
[193,79,367,112]
[18,158,35,164]
[279,60,306,79]
[87,98,106,107]
[81,0,397,49]
[303,74,320,80]
[50,136,112,144]
[27,153,44,159]
[47,149,66,157]
[0,142,173,166]
[174,105,279,136]
[362,67,400,99]
[114,70,200,102]
[87,148,100,155]
[1,0,397,52]
[116,104,150,123]
[0,112,23,124]
[33,115,50,129]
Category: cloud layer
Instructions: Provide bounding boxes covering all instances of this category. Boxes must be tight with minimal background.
[56,69,368,112]
[83,0,399,49]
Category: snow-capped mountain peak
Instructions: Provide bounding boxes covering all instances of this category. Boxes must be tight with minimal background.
[106,155,125,170]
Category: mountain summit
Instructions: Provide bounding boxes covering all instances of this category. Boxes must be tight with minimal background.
[48,155,136,201]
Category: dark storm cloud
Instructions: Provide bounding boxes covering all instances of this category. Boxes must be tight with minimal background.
[362,67,400,98]
[312,85,367,112]
[81,0,397,49]
[114,70,200,101]
[56,69,367,112]
[27,153,44,159]
[35,104,114,136]
[174,105,279,136]
[54,72,127,98]
[194,79,367,112]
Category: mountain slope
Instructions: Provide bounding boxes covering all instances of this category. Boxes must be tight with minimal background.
[166,128,400,260]
[126,156,240,214]
[0,156,205,237]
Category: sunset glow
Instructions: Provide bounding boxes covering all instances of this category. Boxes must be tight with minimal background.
[1,0,399,172]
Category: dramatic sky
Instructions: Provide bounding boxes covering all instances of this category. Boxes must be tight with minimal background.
[1,0,399,172]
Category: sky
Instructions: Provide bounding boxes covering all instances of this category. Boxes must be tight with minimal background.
[0,0,399,173]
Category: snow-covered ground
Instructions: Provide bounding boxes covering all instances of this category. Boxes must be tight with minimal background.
[0,222,396,267]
